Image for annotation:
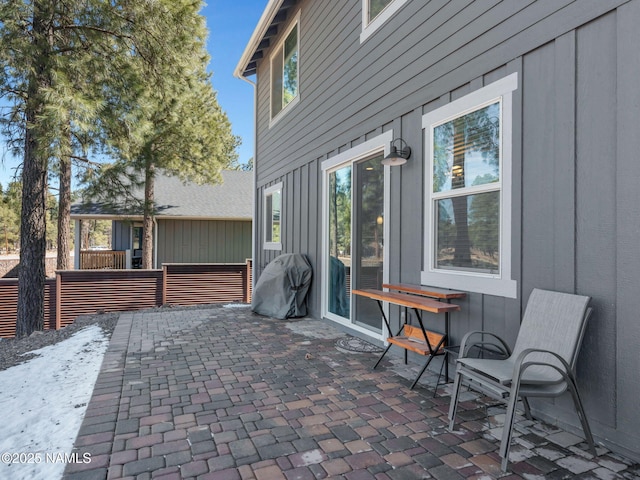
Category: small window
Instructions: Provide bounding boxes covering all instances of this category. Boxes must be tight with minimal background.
[264,183,282,250]
[361,0,409,43]
[270,14,299,123]
[132,225,143,250]
[368,0,394,23]
[422,73,518,298]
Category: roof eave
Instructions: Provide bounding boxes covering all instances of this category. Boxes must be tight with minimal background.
[234,0,285,79]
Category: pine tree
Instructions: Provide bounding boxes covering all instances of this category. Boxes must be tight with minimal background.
[1,0,237,335]
[84,0,239,269]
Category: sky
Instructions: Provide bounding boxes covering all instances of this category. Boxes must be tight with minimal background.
[0,0,266,188]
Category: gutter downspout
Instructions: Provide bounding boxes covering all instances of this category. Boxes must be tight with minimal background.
[238,75,257,295]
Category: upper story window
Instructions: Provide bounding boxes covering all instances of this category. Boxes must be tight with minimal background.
[270,13,300,124]
[368,0,394,23]
[421,73,518,298]
[264,183,282,250]
[361,0,409,43]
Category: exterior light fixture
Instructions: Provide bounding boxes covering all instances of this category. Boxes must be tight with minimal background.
[381,138,411,166]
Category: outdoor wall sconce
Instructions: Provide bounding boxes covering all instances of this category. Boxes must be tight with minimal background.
[381,138,411,166]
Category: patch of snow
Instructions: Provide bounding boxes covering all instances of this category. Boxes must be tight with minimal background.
[0,325,109,480]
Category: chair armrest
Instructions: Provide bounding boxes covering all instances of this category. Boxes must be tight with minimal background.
[510,348,573,385]
[459,330,512,359]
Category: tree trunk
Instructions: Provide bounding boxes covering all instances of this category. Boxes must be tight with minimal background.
[56,126,72,271]
[142,161,155,269]
[16,2,53,337]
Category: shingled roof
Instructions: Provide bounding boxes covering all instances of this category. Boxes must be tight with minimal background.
[71,170,253,220]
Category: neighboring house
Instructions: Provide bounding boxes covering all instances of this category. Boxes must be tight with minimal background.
[235,0,640,462]
[71,170,253,268]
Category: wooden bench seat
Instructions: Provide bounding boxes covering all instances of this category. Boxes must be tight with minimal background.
[382,283,466,301]
[351,288,460,314]
[388,324,446,356]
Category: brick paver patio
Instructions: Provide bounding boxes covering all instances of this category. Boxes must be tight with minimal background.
[63,305,639,479]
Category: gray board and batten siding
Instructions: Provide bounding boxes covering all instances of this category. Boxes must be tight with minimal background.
[112,219,252,265]
[249,0,640,461]
[156,219,252,265]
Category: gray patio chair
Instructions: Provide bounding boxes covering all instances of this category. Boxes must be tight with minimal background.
[447,288,596,472]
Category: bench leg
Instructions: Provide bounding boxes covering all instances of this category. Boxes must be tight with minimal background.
[410,354,438,390]
[373,344,393,370]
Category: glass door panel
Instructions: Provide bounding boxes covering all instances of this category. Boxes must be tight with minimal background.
[325,154,385,332]
[327,165,351,319]
[353,156,384,330]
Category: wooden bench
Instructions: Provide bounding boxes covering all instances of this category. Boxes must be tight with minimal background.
[352,288,460,390]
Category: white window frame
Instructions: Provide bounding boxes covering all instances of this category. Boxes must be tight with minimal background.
[263,182,283,250]
[321,131,393,341]
[360,0,409,44]
[421,73,518,298]
[269,11,300,127]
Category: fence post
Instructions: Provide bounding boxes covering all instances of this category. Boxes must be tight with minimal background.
[162,264,168,306]
[245,259,252,304]
[55,272,62,330]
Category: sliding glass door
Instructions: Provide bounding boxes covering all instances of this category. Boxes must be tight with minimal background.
[325,154,386,333]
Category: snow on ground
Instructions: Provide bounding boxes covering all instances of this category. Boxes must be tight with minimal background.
[0,325,109,480]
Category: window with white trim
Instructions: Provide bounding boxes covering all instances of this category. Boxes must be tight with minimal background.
[270,13,299,123]
[421,73,518,298]
[361,0,409,43]
[264,183,282,250]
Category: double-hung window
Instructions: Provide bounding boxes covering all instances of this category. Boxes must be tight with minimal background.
[264,183,282,250]
[270,13,299,123]
[421,73,518,298]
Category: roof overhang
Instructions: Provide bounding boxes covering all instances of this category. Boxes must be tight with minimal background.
[234,0,297,78]
[71,214,252,222]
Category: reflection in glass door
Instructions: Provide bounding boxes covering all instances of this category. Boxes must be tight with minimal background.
[326,155,385,332]
[327,165,351,319]
[354,156,385,330]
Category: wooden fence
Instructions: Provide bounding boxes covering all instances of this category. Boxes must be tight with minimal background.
[0,279,57,338]
[79,250,127,269]
[0,260,252,338]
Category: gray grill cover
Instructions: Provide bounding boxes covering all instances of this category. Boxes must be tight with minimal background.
[251,253,312,319]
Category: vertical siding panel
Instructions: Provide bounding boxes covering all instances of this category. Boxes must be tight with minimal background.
[522,42,557,294]
[553,32,577,293]
[287,171,294,252]
[218,220,227,261]
[173,220,183,263]
[308,160,320,312]
[399,109,424,287]
[616,1,640,445]
[243,222,252,262]
[234,222,244,262]
[199,220,208,262]
[160,221,171,264]
[575,12,617,425]
[300,163,309,257]
[208,221,218,262]
[293,168,301,254]
[225,220,234,262]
